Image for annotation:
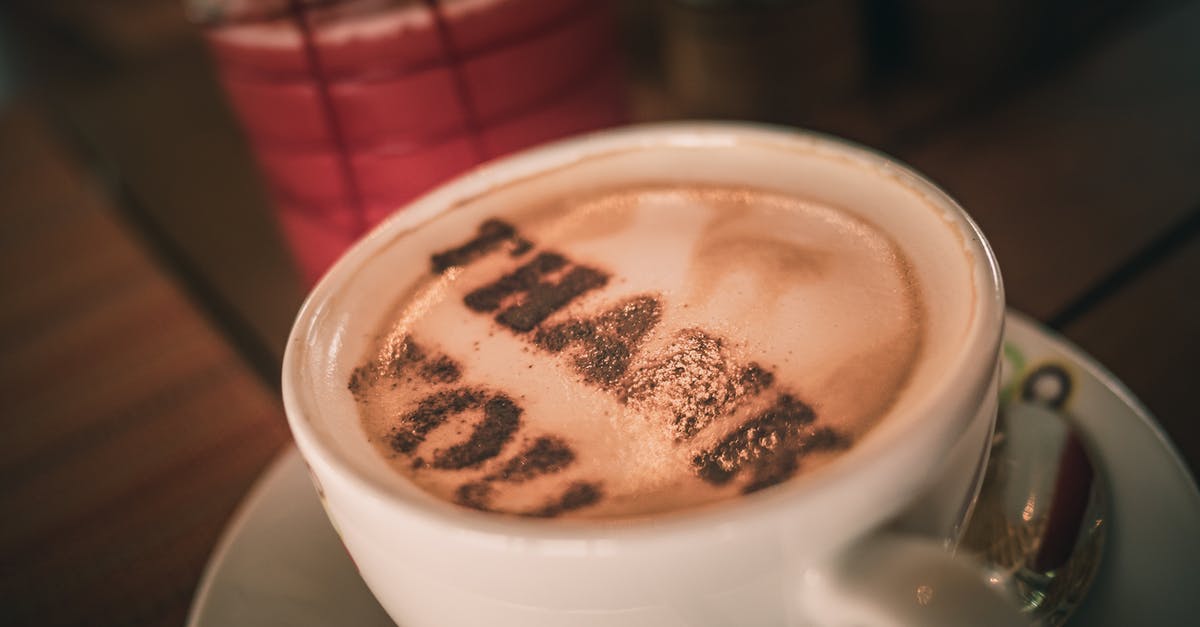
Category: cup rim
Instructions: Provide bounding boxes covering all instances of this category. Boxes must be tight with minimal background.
[281,121,1006,543]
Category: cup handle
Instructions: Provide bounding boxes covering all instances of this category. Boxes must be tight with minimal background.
[799,533,1031,627]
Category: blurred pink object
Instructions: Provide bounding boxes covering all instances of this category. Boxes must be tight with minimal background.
[191,0,627,283]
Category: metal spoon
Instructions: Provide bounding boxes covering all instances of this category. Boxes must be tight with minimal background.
[958,388,1108,626]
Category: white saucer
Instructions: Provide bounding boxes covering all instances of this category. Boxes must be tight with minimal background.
[187,311,1200,626]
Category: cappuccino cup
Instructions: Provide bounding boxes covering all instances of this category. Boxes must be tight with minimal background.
[283,123,1013,626]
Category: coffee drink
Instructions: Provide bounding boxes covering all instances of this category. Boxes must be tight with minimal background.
[348,182,926,519]
[282,123,1006,627]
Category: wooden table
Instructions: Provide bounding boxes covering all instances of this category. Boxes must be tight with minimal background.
[1,1,1197,625]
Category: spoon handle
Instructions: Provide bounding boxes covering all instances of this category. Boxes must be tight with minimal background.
[1035,432,1094,573]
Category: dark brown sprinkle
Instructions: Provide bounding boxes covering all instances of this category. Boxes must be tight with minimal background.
[431,394,523,470]
[526,481,603,518]
[574,335,634,386]
[464,252,567,312]
[350,337,471,396]
[620,329,771,439]
[533,295,662,385]
[509,237,534,256]
[535,295,661,353]
[419,356,462,383]
[349,335,431,397]
[389,387,485,454]
[486,436,575,483]
[693,394,848,490]
[599,295,662,339]
[495,265,610,333]
[534,319,597,353]
[740,444,801,494]
[430,218,517,273]
[384,336,426,376]
[455,481,493,511]
[743,427,849,494]
[347,363,374,397]
[739,363,775,393]
[411,457,426,469]
[803,426,852,452]
[692,393,815,483]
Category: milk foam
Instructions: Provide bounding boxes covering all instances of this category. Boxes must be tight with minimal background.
[351,184,925,519]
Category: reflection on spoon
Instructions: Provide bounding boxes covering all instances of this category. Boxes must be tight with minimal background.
[960,397,1108,626]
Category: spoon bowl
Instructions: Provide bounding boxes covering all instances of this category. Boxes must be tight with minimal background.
[960,399,1108,626]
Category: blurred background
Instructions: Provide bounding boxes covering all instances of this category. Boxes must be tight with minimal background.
[1,0,1197,625]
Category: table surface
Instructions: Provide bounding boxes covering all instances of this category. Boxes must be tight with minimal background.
[1,1,1198,625]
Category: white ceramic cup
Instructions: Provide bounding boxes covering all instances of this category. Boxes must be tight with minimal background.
[283,123,1013,626]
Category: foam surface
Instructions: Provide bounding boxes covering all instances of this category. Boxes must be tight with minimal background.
[350,184,925,518]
